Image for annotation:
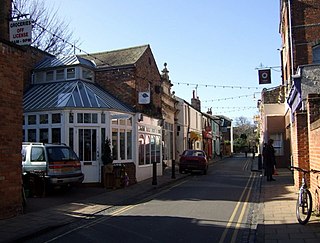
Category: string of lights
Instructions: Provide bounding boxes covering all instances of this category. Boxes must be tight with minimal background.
[173,82,259,90]
[202,93,261,102]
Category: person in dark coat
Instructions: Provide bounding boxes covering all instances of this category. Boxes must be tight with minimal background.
[264,139,276,181]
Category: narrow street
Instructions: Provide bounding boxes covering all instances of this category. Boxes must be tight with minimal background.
[26,155,261,243]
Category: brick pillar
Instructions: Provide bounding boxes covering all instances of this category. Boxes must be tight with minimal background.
[306,94,320,208]
[0,42,24,219]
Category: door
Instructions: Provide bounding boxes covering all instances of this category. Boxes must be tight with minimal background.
[78,128,99,183]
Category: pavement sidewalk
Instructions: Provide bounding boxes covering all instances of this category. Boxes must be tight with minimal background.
[256,168,320,243]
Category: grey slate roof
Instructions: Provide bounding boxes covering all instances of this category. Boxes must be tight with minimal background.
[34,55,96,70]
[24,80,133,112]
[82,45,149,68]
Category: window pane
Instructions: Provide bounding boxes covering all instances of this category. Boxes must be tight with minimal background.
[46,71,53,81]
[112,128,118,160]
[40,129,48,143]
[69,113,74,123]
[120,129,125,160]
[101,113,106,123]
[92,114,98,123]
[127,130,132,159]
[84,113,91,123]
[82,68,93,81]
[52,128,61,143]
[28,115,36,125]
[56,69,64,80]
[139,134,145,165]
[28,129,36,142]
[67,68,75,79]
[69,128,74,149]
[77,113,84,123]
[127,117,132,126]
[146,135,151,164]
[40,114,48,124]
[119,119,126,126]
[52,113,61,123]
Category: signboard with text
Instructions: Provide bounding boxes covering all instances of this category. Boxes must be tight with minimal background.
[9,19,32,45]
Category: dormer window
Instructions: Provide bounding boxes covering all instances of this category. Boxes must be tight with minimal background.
[67,67,75,79]
[82,68,93,81]
[46,71,53,82]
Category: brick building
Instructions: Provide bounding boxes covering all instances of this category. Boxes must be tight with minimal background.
[85,45,162,119]
[279,0,320,209]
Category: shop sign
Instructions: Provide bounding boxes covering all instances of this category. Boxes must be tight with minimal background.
[9,19,32,45]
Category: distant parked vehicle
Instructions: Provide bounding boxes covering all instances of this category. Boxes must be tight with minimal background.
[179,149,208,175]
[22,142,84,192]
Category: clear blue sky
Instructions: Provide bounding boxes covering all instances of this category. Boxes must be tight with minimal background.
[44,0,282,122]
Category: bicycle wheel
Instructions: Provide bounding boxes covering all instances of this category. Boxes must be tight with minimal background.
[296,189,312,225]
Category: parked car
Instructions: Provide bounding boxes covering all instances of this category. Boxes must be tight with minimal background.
[22,142,84,190]
[179,149,208,174]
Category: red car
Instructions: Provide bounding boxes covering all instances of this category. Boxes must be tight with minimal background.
[179,149,208,174]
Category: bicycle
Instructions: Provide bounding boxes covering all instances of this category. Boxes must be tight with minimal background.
[290,166,312,225]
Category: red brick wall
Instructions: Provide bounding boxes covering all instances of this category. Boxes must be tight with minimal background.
[0,41,46,219]
[291,0,320,69]
[292,111,309,189]
[0,42,25,219]
[307,94,320,209]
[95,46,162,119]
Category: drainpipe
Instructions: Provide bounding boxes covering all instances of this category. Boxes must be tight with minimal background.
[288,0,294,82]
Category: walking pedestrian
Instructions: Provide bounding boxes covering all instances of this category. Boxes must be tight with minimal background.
[264,139,276,181]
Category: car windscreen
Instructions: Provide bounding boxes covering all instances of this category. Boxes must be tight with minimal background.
[47,147,79,162]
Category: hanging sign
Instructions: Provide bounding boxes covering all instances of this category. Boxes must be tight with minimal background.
[138,92,150,104]
[258,69,271,84]
[9,19,32,45]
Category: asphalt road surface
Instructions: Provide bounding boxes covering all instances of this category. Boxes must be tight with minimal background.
[25,155,261,243]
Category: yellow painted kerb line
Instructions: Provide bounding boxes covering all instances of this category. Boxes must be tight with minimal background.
[218,173,255,243]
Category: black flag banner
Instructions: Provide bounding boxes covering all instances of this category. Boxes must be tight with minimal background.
[258,69,271,84]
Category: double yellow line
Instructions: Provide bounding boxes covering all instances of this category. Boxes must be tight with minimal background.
[219,173,256,243]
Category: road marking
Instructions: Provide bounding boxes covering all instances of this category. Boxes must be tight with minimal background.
[231,175,254,243]
[218,173,255,243]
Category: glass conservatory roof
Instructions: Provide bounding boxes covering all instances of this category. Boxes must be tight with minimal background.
[24,80,133,112]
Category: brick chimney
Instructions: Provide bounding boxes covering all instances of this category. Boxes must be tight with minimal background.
[0,0,12,41]
[191,90,201,111]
